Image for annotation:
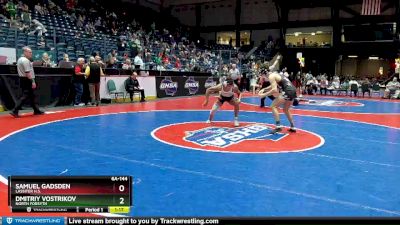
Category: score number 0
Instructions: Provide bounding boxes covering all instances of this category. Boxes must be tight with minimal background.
[119,184,125,205]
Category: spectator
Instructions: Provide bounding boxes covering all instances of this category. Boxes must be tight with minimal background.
[125,71,145,102]
[42,4,49,15]
[6,0,16,21]
[229,63,241,87]
[70,11,77,23]
[362,78,371,87]
[107,58,118,69]
[306,76,315,95]
[312,77,319,94]
[41,52,52,67]
[20,7,31,32]
[37,36,45,47]
[73,58,86,106]
[122,59,132,70]
[59,54,74,68]
[319,77,328,95]
[28,19,47,37]
[134,52,144,70]
[85,56,104,106]
[107,50,117,64]
[349,78,360,96]
[66,0,75,11]
[34,3,44,15]
[95,56,105,68]
[94,17,102,30]
[383,77,400,99]
[76,14,83,28]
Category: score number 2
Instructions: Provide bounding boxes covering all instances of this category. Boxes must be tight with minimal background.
[118,184,126,205]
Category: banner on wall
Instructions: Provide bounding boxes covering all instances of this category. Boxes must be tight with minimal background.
[156,76,219,98]
[0,47,17,64]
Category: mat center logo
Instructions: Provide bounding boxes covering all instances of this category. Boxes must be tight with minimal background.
[303,99,363,107]
[152,122,324,153]
[185,124,286,148]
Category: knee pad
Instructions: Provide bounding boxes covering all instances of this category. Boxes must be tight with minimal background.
[212,103,220,111]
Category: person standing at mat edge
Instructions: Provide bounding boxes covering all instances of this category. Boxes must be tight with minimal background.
[85,56,104,106]
[10,46,44,118]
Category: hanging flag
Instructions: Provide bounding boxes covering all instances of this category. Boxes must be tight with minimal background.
[361,0,381,15]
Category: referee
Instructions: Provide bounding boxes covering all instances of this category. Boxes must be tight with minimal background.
[10,46,44,118]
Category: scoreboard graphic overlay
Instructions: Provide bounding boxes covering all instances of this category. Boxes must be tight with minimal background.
[8,176,132,213]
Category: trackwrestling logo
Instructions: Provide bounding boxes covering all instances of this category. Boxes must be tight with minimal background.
[184,124,286,148]
[152,122,324,153]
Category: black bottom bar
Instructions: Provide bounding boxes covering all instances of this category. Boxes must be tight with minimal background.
[66,217,400,225]
[11,207,108,213]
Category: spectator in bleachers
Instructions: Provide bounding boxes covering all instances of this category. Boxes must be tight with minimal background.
[333,74,340,82]
[48,0,57,15]
[134,52,144,70]
[37,36,45,47]
[16,1,23,12]
[9,14,20,28]
[76,14,83,28]
[69,11,77,23]
[174,58,181,70]
[107,58,118,69]
[383,77,400,99]
[229,63,241,87]
[306,76,316,95]
[111,21,118,35]
[41,52,52,67]
[58,54,71,67]
[0,0,7,18]
[312,77,319,94]
[34,3,44,15]
[85,56,104,106]
[42,4,49,15]
[124,71,145,102]
[107,50,117,64]
[319,77,328,95]
[6,0,16,21]
[95,56,105,69]
[94,17,102,30]
[349,78,360,96]
[28,19,47,37]
[122,59,132,70]
[73,58,86,106]
[20,6,31,32]
[361,78,371,87]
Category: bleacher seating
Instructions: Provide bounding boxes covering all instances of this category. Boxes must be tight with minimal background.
[1,9,119,64]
